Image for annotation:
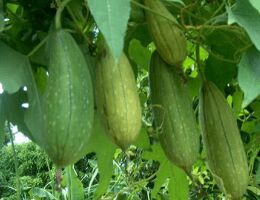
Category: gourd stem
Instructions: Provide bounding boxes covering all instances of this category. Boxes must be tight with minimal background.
[55,0,72,30]
[195,44,207,83]
[55,168,62,192]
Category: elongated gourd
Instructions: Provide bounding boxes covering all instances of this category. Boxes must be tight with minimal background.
[149,51,200,172]
[199,81,249,199]
[41,30,94,167]
[95,45,142,150]
[144,0,187,67]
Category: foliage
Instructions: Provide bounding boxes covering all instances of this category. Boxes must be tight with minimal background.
[0,0,260,199]
[0,142,53,198]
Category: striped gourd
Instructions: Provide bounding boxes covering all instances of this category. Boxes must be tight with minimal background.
[199,81,249,199]
[41,30,94,167]
[144,0,187,67]
[149,51,200,172]
[95,45,142,150]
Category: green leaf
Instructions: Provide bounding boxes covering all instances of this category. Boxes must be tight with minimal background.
[169,165,189,200]
[29,44,49,66]
[232,89,243,117]
[128,39,152,70]
[142,144,170,197]
[203,27,249,61]
[29,187,56,199]
[238,47,260,107]
[66,165,84,200]
[241,121,256,134]
[0,41,28,93]
[34,67,48,95]
[1,90,31,138]
[153,160,172,197]
[249,0,260,13]
[187,77,201,99]
[133,126,150,150]
[142,144,189,199]
[251,101,260,119]
[88,0,131,59]
[205,55,236,91]
[85,114,117,198]
[0,41,46,146]
[227,0,260,51]
[125,23,152,47]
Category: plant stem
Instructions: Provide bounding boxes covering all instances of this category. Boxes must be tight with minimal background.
[203,1,225,25]
[8,122,21,200]
[66,6,92,45]
[55,0,72,30]
[195,44,206,83]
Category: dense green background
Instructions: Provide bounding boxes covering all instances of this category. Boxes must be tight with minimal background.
[0,0,260,199]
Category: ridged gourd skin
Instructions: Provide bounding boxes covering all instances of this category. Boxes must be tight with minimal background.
[149,51,200,173]
[95,46,142,150]
[42,30,94,167]
[199,81,249,199]
[144,0,187,67]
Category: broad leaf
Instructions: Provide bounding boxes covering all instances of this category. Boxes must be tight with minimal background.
[251,101,260,119]
[29,187,56,199]
[169,165,189,200]
[205,55,236,91]
[238,47,260,107]
[203,27,250,61]
[125,23,152,47]
[85,116,149,197]
[0,41,46,146]
[66,165,84,200]
[142,144,171,197]
[88,0,131,59]
[1,90,31,138]
[142,144,189,199]
[133,126,150,150]
[187,77,201,99]
[249,0,260,13]
[227,0,260,51]
[29,44,48,66]
[0,41,28,93]
[85,114,117,198]
[232,89,243,117]
[128,39,152,70]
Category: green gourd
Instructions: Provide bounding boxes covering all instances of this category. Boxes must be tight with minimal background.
[95,45,142,150]
[149,51,200,173]
[41,30,94,167]
[144,0,187,67]
[199,81,249,199]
